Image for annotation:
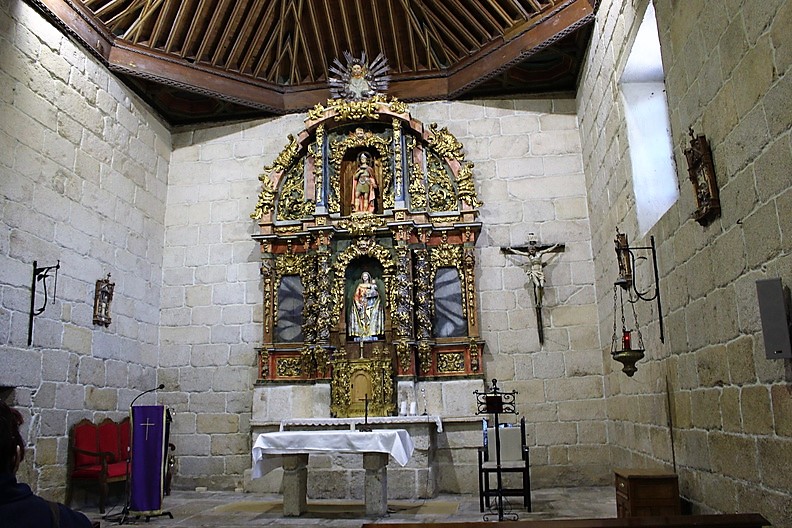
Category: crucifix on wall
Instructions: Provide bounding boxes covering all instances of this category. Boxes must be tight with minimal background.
[502,233,565,344]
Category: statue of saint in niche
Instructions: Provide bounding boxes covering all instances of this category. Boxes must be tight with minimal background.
[351,151,378,214]
[349,271,384,341]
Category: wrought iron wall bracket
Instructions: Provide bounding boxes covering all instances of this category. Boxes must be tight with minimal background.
[614,231,664,343]
[28,260,59,346]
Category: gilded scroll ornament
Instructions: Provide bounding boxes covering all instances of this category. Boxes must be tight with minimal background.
[469,339,480,372]
[417,341,433,375]
[338,212,385,236]
[437,352,465,373]
[395,339,411,373]
[427,123,464,161]
[332,97,385,121]
[464,248,478,328]
[251,172,277,220]
[315,251,334,343]
[261,261,274,334]
[277,160,315,220]
[427,154,457,212]
[258,348,270,379]
[388,98,409,115]
[456,162,483,209]
[276,357,302,377]
[265,133,301,174]
[306,102,327,122]
[408,162,427,210]
[414,248,433,340]
[391,246,413,339]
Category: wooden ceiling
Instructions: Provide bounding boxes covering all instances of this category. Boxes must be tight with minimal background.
[29,0,597,126]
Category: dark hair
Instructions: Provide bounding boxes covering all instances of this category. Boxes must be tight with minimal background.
[0,400,25,473]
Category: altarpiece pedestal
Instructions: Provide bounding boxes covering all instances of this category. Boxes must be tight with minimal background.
[251,96,484,418]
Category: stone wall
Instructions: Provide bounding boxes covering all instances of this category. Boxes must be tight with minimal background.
[578,0,792,525]
[0,0,170,501]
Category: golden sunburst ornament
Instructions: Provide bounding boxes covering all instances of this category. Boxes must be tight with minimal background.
[329,51,390,102]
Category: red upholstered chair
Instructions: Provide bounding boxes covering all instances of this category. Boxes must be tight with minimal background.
[67,418,130,513]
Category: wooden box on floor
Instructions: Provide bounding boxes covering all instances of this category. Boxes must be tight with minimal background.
[614,468,680,517]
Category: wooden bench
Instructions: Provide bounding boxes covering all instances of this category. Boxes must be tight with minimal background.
[66,417,130,513]
[362,513,770,528]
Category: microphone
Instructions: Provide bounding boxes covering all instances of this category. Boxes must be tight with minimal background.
[131,384,165,407]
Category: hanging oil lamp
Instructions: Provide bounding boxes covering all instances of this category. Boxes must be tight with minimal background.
[611,284,645,376]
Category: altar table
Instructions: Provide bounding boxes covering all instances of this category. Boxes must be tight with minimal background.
[252,429,414,516]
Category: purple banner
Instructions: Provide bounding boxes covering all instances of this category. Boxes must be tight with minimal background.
[130,405,168,514]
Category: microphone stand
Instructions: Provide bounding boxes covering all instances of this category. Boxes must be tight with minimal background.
[105,384,164,525]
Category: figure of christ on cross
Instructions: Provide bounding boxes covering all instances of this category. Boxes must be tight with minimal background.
[502,234,565,344]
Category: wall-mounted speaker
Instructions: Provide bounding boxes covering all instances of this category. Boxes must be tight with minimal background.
[755,278,792,360]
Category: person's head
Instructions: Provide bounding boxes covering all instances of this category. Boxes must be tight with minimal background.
[358,151,370,166]
[361,272,371,282]
[351,63,364,77]
[0,400,25,474]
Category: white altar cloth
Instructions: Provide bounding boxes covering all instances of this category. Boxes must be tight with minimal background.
[251,429,414,479]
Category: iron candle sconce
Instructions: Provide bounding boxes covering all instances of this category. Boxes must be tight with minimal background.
[28,260,60,346]
[611,230,664,376]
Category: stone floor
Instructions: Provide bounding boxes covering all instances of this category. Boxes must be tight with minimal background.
[84,486,617,527]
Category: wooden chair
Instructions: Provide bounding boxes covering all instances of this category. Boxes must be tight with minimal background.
[478,416,531,512]
[67,417,130,513]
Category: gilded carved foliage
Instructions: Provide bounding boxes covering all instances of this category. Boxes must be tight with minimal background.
[252,133,300,220]
[414,248,432,341]
[315,250,333,343]
[406,135,427,210]
[391,246,413,339]
[437,352,465,373]
[417,341,433,375]
[463,248,477,329]
[260,260,274,335]
[427,123,465,161]
[456,162,483,209]
[258,348,270,379]
[338,212,385,236]
[251,172,276,220]
[277,160,315,220]
[427,152,457,212]
[276,356,302,377]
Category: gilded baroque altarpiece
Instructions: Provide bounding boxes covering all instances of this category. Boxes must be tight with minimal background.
[251,96,484,417]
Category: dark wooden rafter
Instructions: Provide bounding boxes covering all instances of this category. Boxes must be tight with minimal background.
[224,0,265,71]
[27,0,594,124]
